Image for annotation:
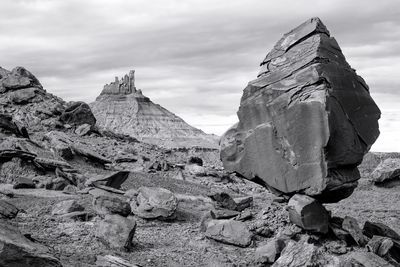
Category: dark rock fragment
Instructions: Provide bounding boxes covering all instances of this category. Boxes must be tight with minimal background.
[59,101,96,127]
[287,194,330,233]
[342,216,369,247]
[363,221,400,241]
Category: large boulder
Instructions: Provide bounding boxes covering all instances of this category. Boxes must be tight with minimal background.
[220,17,380,203]
[59,101,96,127]
[0,66,42,93]
[0,221,62,267]
[130,186,178,220]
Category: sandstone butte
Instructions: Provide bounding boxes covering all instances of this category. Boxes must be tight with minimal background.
[90,71,218,149]
[220,17,381,203]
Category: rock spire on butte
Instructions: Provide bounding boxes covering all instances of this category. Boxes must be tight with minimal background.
[90,70,217,148]
[220,17,381,203]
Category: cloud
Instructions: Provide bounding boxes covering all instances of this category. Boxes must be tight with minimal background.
[1,0,399,151]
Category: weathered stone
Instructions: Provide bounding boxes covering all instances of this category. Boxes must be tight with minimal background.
[287,194,329,233]
[0,199,19,219]
[33,157,71,170]
[329,216,354,244]
[273,240,339,267]
[233,196,253,211]
[60,101,96,127]
[0,149,36,161]
[90,70,218,149]
[13,177,36,189]
[208,192,252,211]
[220,17,380,203]
[9,87,38,104]
[130,186,178,219]
[235,210,253,222]
[93,195,131,217]
[346,251,394,267]
[371,158,400,187]
[85,171,130,189]
[185,164,207,176]
[363,221,400,241]
[255,239,286,264]
[0,114,26,137]
[0,221,62,267]
[0,66,42,92]
[51,200,84,216]
[210,209,240,219]
[367,236,394,257]
[342,216,369,247]
[96,214,136,251]
[205,219,252,247]
[75,123,91,136]
[96,255,139,267]
[188,156,203,166]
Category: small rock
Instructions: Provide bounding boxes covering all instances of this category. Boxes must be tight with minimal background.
[93,195,131,217]
[273,240,339,267]
[96,214,136,251]
[255,238,286,264]
[75,123,92,136]
[199,210,213,232]
[51,199,84,216]
[0,221,62,267]
[235,210,253,222]
[363,221,400,241]
[185,164,207,176]
[371,158,400,188]
[233,196,253,211]
[0,199,19,219]
[63,184,78,194]
[342,216,369,247]
[287,194,330,233]
[188,156,203,166]
[130,187,178,220]
[346,251,394,267]
[12,177,36,189]
[205,219,252,247]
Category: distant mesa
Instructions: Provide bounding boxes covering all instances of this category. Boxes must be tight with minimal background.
[91,70,218,148]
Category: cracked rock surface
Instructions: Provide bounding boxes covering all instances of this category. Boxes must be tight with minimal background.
[220,17,381,203]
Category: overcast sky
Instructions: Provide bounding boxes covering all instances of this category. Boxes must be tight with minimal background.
[1,0,399,151]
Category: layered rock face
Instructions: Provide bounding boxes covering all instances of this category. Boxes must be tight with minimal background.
[0,66,66,132]
[220,18,381,202]
[90,71,218,148]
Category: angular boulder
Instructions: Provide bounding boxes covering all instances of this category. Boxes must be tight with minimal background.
[342,216,369,247]
[130,186,178,220]
[205,219,252,247]
[93,195,131,217]
[59,101,96,127]
[51,199,84,216]
[220,17,380,203]
[0,66,43,93]
[371,158,400,187]
[0,221,62,267]
[287,194,329,233]
[96,214,136,251]
[363,221,400,241]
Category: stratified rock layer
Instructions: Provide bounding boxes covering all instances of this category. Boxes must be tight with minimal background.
[220,17,380,202]
[90,71,218,148]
